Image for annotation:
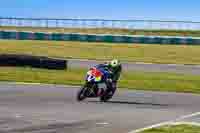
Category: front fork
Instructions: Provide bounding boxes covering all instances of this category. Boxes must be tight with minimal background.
[85,82,98,97]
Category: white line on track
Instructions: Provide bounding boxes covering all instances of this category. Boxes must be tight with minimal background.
[0,81,81,88]
[128,111,200,133]
[171,122,200,126]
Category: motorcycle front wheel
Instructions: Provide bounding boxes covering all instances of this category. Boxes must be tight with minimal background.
[77,86,88,101]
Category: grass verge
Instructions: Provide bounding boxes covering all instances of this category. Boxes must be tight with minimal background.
[140,124,200,133]
[1,26,200,37]
[1,40,200,64]
[1,67,200,94]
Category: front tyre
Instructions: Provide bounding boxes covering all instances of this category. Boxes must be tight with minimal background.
[77,86,87,101]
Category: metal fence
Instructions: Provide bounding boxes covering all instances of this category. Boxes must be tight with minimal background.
[0,17,200,30]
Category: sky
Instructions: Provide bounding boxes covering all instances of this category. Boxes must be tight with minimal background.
[0,0,199,21]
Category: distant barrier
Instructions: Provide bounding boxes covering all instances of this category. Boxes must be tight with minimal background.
[1,17,200,30]
[0,30,200,45]
[0,54,67,70]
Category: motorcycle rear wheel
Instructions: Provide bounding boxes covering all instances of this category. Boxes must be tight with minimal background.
[100,87,116,102]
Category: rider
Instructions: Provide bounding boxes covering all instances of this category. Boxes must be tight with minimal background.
[94,59,122,94]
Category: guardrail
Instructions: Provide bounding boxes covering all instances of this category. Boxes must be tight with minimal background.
[0,30,200,45]
[1,17,200,30]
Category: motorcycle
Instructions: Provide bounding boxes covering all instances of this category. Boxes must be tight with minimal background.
[77,67,116,102]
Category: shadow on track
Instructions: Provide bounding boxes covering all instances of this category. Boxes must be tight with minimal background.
[88,100,169,107]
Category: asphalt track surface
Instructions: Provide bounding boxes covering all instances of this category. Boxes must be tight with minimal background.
[68,59,200,75]
[0,83,200,133]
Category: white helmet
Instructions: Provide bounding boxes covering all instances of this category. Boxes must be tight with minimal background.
[110,59,120,68]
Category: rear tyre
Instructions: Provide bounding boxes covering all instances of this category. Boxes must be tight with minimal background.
[77,86,87,101]
[100,87,116,102]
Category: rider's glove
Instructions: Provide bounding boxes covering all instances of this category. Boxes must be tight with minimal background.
[107,78,112,83]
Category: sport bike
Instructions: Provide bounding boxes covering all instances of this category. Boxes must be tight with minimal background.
[77,67,116,102]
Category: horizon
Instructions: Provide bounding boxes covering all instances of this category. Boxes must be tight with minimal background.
[1,16,200,23]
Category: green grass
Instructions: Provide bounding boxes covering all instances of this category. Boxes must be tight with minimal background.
[141,124,200,133]
[1,26,200,37]
[1,67,200,94]
[1,40,200,64]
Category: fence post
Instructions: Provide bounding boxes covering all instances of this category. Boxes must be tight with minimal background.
[45,19,49,28]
